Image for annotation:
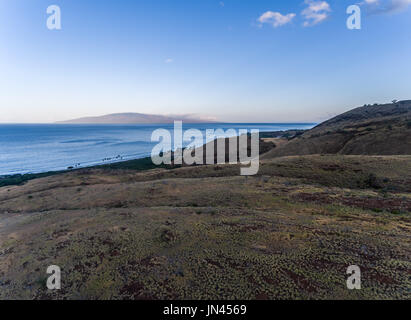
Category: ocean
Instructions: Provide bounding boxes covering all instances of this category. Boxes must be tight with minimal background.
[0,123,315,176]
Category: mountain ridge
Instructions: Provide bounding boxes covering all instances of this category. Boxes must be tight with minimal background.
[57,112,219,124]
[262,100,411,158]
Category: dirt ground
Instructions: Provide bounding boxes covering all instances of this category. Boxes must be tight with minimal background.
[0,155,410,299]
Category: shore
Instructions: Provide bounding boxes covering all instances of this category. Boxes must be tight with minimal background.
[0,130,305,188]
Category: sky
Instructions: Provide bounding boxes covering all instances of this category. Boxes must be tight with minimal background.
[0,0,410,123]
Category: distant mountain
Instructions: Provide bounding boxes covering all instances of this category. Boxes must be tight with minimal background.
[57,113,218,124]
[262,100,411,158]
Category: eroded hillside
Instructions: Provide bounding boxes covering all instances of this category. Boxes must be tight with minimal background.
[263,101,411,158]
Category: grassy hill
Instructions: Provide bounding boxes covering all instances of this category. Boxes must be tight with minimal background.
[1,102,410,300]
[0,155,410,300]
[263,100,411,159]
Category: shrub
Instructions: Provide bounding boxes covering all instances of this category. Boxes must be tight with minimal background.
[365,173,383,189]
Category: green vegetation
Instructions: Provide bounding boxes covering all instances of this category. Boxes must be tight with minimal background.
[96,155,168,171]
[0,156,166,188]
[0,172,60,188]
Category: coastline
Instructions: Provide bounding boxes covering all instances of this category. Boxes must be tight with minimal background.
[0,156,161,188]
[0,129,305,188]
[0,124,315,177]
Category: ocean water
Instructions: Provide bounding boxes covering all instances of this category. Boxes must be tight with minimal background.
[0,123,315,176]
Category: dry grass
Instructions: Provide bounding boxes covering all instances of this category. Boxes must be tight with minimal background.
[0,155,410,300]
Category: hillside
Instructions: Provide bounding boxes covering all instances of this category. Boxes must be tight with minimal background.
[1,155,410,300]
[1,102,411,300]
[262,100,411,159]
[57,113,218,124]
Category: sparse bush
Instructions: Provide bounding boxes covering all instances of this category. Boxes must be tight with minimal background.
[35,275,48,288]
[159,227,178,244]
[365,173,383,189]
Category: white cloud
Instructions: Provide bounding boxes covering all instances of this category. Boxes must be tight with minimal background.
[165,58,174,64]
[258,11,296,28]
[361,0,411,14]
[391,0,411,11]
[302,0,331,27]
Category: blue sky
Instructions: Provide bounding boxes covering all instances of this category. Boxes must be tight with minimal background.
[0,0,410,123]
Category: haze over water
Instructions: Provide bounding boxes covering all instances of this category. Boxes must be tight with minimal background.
[0,123,315,176]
